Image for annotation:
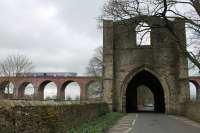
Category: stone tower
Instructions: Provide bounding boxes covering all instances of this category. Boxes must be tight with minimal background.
[103,16,189,114]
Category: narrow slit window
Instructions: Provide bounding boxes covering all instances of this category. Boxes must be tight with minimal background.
[136,22,151,46]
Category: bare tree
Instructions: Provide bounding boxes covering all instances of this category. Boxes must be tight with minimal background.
[86,46,103,77]
[0,54,34,98]
[86,46,103,99]
[87,81,102,100]
[103,0,200,70]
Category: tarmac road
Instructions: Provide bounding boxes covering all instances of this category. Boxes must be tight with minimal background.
[109,113,200,133]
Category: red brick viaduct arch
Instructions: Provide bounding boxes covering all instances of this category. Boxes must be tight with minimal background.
[0,76,96,100]
[189,76,200,101]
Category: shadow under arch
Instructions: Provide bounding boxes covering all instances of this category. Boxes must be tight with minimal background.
[120,66,170,113]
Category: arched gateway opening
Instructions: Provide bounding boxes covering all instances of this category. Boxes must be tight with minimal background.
[126,70,165,113]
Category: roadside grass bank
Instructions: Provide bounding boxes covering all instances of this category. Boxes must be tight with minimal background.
[68,112,125,133]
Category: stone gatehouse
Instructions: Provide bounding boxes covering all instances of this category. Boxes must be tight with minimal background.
[102,16,189,114]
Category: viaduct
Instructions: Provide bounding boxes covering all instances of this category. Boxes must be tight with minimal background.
[0,76,96,100]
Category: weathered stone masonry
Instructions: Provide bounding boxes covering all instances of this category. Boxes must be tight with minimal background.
[103,16,189,114]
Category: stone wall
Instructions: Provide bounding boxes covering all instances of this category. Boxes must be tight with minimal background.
[0,101,108,133]
[183,101,200,122]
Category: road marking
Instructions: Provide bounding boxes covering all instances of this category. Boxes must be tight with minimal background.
[123,114,138,133]
[123,128,132,133]
[136,114,138,119]
[132,120,136,126]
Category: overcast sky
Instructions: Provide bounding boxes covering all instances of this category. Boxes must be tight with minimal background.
[0,0,105,75]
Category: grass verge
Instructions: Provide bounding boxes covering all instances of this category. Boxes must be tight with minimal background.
[68,112,125,133]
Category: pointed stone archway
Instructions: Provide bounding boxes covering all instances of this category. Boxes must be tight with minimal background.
[120,67,170,113]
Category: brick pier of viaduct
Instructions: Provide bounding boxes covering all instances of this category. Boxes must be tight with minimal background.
[0,76,96,100]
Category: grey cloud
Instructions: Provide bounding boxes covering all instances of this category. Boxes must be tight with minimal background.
[0,0,105,75]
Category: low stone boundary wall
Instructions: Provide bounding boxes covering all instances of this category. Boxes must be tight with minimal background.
[183,101,200,123]
[0,100,108,133]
